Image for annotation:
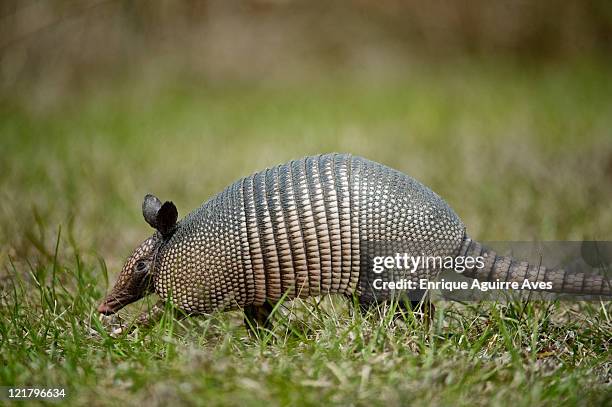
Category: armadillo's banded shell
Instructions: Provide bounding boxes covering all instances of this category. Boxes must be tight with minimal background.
[155,153,465,313]
[240,154,361,305]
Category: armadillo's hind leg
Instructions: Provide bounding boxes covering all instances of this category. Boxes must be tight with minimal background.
[348,294,393,318]
[243,301,275,337]
[352,294,435,326]
[397,298,435,326]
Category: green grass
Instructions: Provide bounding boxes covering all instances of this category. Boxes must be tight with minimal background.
[1,60,612,406]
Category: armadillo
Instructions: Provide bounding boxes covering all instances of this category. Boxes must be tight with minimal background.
[97,154,611,329]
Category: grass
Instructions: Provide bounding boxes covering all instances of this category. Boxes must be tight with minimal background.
[1,59,612,406]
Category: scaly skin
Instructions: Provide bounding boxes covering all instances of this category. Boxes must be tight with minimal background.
[98,153,611,332]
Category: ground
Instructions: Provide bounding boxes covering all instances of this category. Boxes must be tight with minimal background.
[1,60,611,406]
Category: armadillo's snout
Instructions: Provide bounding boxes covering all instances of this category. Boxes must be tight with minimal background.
[97,302,115,315]
[98,295,123,315]
[98,291,144,314]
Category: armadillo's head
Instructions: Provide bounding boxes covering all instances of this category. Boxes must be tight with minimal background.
[98,194,178,315]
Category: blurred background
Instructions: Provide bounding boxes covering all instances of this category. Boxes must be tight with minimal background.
[1,0,612,274]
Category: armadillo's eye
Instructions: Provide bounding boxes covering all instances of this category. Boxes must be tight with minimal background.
[135,261,147,272]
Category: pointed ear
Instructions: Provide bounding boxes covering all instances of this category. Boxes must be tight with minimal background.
[156,201,178,236]
[142,194,162,228]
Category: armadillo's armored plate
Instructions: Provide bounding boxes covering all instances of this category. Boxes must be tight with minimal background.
[155,154,466,313]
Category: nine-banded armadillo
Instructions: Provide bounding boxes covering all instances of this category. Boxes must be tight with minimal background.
[97,153,611,329]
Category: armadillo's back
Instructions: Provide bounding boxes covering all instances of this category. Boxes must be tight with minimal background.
[156,153,465,313]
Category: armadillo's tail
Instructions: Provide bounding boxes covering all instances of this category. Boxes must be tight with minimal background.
[458,237,612,297]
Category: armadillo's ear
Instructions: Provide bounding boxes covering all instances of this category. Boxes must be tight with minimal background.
[142,194,162,228]
[156,201,178,236]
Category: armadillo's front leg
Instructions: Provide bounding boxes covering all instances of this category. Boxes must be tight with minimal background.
[108,300,167,337]
[243,302,275,337]
[135,300,168,327]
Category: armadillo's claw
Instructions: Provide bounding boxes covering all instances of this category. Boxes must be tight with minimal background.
[134,300,167,327]
[98,312,122,326]
[110,325,129,338]
[96,301,170,339]
[97,312,129,337]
